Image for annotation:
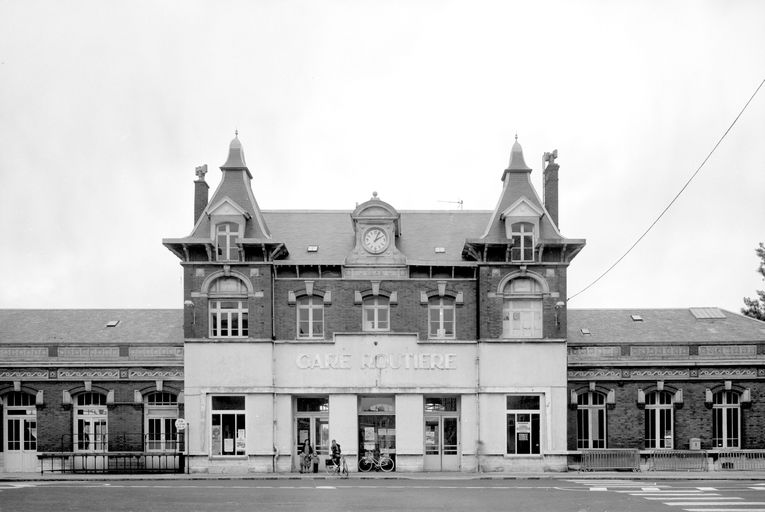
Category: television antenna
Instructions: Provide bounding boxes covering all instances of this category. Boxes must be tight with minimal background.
[438,199,464,210]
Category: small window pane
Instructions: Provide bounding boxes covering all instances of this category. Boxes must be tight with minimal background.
[212,396,245,410]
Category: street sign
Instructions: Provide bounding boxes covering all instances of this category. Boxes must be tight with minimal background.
[175,418,187,431]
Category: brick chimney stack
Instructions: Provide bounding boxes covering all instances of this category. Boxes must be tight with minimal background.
[194,164,209,224]
[543,150,559,228]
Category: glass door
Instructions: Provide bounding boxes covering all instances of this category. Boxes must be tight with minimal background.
[423,416,459,471]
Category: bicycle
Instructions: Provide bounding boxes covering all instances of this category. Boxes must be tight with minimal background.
[358,452,395,472]
[325,456,349,477]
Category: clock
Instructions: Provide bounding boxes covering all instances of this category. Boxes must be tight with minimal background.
[363,227,389,254]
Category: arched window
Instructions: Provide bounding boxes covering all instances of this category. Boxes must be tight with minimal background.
[215,222,240,261]
[297,295,324,339]
[3,392,37,455]
[502,278,543,338]
[428,297,455,339]
[209,276,249,338]
[577,391,606,449]
[510,222,535,262]
[362,296,389,332]
[75,392,108,452]
[145,392,179,452]
[645,391,674,449]
[713,390,740,449]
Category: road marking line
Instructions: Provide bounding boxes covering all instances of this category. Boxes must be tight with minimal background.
[666,502,765,506]
[643,497,739,501]
[683,509,765,512]
[315,486,336,489]
[642,487,661,491]
[697,487,718,491]
[589,487,608,491]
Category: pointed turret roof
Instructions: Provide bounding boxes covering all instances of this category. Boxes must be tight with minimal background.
[505,135,532,174]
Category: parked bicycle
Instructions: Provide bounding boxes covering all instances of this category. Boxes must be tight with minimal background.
[325,456,349,477]
[358,452,395,472]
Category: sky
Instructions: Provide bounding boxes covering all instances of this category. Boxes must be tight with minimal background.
[1,0,764,313]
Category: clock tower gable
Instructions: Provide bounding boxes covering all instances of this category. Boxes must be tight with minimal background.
[344,192,406,270]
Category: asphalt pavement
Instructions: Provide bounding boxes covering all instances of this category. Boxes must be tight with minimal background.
[2,470,765,482]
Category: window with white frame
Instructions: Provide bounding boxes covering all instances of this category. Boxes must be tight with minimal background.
[215,222,240,261]
[4,392,37,453]
[645,391,674,449]
[211,396,245,456]
[145,392,179,452]
[75,392,108,452]
[506,395,541,455]
[362,296,389,332]
[297,295,324,339]
[577,391,606,449]
[502,278,543,338]
[428,297,455,339]
[510,222,534,262]
[209,276,249,338]
[713,390,740,449]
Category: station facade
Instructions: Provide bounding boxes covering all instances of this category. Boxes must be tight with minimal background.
[2,135,764,474]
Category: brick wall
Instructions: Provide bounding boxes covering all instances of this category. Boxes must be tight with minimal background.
[567,380,765,450]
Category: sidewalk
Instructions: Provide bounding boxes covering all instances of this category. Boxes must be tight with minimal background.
[2,470,765,482]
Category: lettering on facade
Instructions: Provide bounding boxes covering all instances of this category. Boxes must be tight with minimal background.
[296,352,457,370]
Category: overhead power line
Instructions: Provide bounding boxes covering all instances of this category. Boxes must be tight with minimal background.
[568,78,765,302]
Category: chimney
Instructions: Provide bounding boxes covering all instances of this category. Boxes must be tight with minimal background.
[543,150,559,228]
[194,165,209,224]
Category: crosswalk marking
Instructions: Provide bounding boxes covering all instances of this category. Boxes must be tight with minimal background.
[683,509,765,512]
[665,502,765,507]
[697,487,718,491]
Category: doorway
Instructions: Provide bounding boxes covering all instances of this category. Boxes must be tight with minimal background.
[295,397,329,472]
[423,396,459,471]
[3,392,38,472]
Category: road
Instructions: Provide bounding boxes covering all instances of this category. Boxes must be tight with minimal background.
[2,478,765,512]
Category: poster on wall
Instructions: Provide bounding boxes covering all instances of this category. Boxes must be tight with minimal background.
[212,425,222,455]
[224,438,234,453]
[236,430,246,452]
[364,427,376,442]
[299,430,308,443]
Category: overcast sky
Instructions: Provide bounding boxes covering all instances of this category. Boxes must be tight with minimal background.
[1,0,764,314]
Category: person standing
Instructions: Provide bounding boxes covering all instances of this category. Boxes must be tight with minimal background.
[300,439,314,473]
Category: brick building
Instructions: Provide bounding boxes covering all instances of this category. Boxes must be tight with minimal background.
[1,134,764,474]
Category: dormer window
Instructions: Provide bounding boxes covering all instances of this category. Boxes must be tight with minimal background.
[216,222,240,262]
[511,222,534,262]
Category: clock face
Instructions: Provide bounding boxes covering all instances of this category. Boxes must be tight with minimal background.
[363,227,388,254]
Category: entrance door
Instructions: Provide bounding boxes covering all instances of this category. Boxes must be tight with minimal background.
[295,416,329,471]
[423,415,459,471]
[3,392,38,472]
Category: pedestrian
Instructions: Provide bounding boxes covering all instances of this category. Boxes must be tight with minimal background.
[300,439,314,473]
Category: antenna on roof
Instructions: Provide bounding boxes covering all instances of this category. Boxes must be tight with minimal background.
[438,199,463,210]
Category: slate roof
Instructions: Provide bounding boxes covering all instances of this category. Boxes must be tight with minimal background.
[0,309,183,345]
[567,308,765,344]
[263,210,492,265]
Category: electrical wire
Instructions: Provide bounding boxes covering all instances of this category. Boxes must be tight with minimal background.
[568,78,765,302]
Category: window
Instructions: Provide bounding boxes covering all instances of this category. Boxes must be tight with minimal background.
[506,395,541,455]
[428,297,455,339]
[209,276,249,338]
[145,392,179,452]
[645,391,674,449]
[363,296,389,332]
[4,392,37,452]
[510,222,534,262]
[75,392,108,452]
[215,222,240,261]
[577,392,606,449]
[297,295,324,339]
[502,278,543,338]
[713,390,740,449]
[211,396,246,456]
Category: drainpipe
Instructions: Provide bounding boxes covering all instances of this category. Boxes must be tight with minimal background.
[475,268,481,472]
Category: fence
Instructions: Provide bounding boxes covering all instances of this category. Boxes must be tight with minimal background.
[580,449,640,471]
[647,450,708,471]
[40,433,186,474]
[716,450,765,471]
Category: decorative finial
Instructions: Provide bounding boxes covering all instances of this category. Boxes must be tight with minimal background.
[235,129,238,137]
[515,133,518,141]
[372,191,378,199]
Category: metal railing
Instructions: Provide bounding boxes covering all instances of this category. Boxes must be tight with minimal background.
[580,449,640,471]
[716,450,765,470]
[40,433,186,474]
[647,450,708,471]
